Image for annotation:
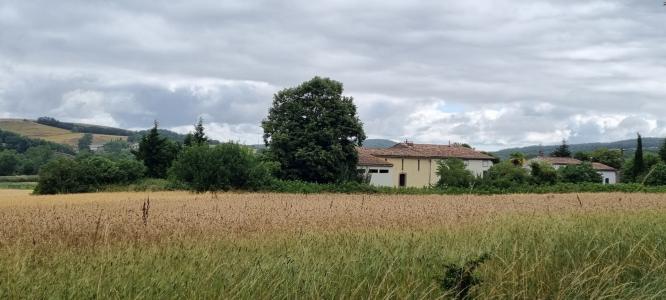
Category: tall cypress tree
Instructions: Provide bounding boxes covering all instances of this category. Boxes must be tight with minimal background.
[633,133,645,178]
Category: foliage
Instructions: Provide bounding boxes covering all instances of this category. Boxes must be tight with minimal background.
[643,163,666,186]
[183,118,208,147]
[0,150,19,176]
[558,162,602,184]
[508,152,526,166]
[262,76,366,183]
[35,156,145,194]
[483,161,530,188]
[590,148,623,169]
[660,138,666,163]
[550,139,571,157]
[440,254,491,300]
[529,161,558,185]
[77,133,93,151]
[169,143,274,192]
[132,122,180,178]
[573,151,591,161]
[436,158,475,188]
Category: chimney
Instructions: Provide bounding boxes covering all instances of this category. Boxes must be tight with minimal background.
[404,139,414,147]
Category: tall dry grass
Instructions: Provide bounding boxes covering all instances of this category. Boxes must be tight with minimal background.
[0,189,665,299]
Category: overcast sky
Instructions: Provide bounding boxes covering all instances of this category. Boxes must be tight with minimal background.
[1,1,665,150]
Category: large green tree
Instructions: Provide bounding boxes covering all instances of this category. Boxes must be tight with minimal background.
[262,77,366,183]
[132,122,180,178]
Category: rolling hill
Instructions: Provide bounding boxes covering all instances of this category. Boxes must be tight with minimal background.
[0,119,127,148]
[493,138,664,160]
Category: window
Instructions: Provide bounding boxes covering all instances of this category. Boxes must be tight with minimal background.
[369,169,379,173]
[357,169,366,174]
[605,178,610,184]
[379,169,389,174]
[417,159,420,171]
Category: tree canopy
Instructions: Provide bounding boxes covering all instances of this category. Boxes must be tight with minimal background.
[132,122,180,178]
[262,77,366,183]
[550,139,571,157]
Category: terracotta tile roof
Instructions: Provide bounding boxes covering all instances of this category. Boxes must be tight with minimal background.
[362,143,495,160]
[531,157,617,171]
[357,147,393,167]
[591,162,617,171]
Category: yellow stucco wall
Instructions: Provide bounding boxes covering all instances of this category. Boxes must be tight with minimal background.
[378,157,493,187]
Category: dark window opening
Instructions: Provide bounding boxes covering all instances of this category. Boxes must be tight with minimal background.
[379,169,389,174]
[369,169,379,173]
[417,159,420,171]
[399,173,406,187]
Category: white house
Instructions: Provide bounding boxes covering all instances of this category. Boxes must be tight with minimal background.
[528,156,618,184]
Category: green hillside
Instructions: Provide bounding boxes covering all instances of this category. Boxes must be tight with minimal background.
[494,138,664,160]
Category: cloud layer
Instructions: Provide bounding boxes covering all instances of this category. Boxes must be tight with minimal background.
[1,0,665,149]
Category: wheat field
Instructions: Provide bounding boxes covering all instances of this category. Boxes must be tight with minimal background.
[1,189,665,299]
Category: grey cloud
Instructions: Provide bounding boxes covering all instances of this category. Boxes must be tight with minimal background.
[1,0,665,149]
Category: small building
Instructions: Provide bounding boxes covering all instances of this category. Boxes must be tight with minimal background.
[358,142,495,188]
[357,148,394,187]
[528,156,618,184]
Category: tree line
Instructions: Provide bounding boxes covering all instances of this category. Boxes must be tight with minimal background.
[23,76,666,194]
[35,77,366,194]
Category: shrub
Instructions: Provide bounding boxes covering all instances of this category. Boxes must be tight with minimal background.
[169,143,275,192]
[436,158,475,188]
[484,161,530,188]
[35,156,146,194]
[0,150,19,176]
[558,162,602,184]
[529,161,558,185]
[644,163,666,186]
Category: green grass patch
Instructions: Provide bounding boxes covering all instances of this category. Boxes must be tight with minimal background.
[1,212,664,298]
[0,182,37,190]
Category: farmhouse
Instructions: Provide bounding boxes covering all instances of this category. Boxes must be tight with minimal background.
[528,156,618,184]
[358,142,495,187]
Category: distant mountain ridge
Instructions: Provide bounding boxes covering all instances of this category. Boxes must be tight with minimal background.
[494,138,665,160]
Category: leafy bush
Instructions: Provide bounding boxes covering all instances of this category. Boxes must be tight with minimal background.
[35,156,146,194]
[644,163,666,186]
[529,161,558,185]
[436,158,475,188]
[558,162,602,183]
[169,143,275,192]
[483,161,530,188]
